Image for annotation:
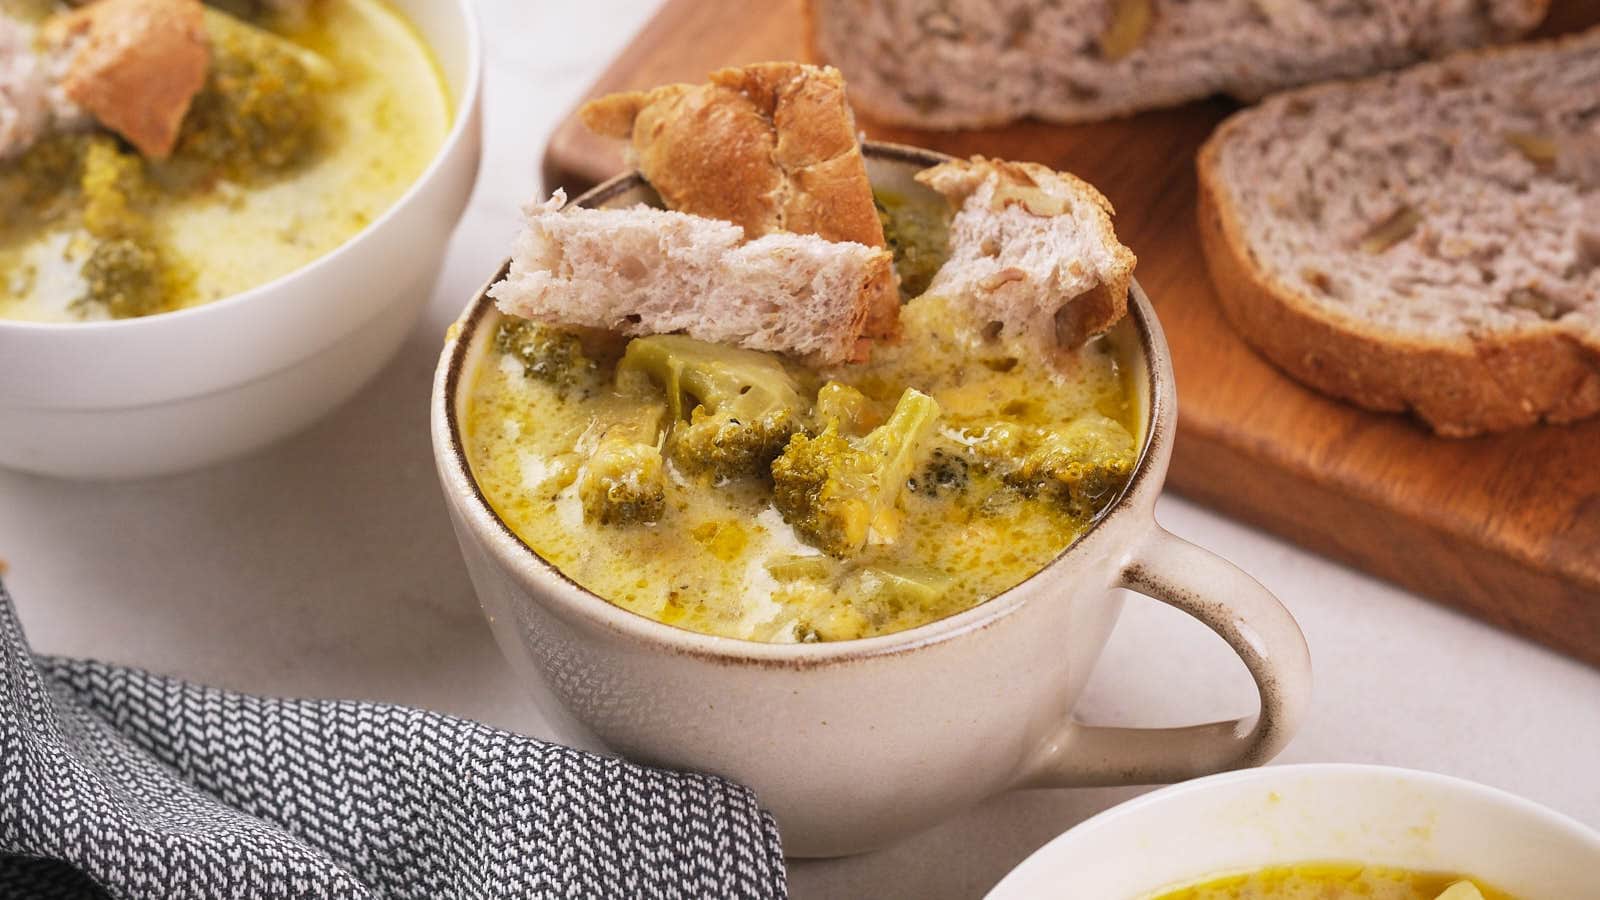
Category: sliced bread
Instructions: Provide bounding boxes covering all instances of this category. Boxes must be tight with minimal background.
[580,62,899,339]
[488,191,895,366]
[806,0,1547,129]
[917,157,1136,351]
[1198,28,1600,436]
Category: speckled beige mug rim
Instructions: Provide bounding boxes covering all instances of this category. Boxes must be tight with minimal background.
[435,141,1171,666]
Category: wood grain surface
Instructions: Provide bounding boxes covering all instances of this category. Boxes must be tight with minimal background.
[541,0,1600,666]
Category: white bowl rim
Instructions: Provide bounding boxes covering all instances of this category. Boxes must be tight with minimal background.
[0,0,483,337]
[989,762,1600,897]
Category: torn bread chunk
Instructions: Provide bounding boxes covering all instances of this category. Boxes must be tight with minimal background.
[488,191,895,366]
[0,15,53,160]
[916,157,1137,351]
[580,62,900,340]
[46,0,210,160]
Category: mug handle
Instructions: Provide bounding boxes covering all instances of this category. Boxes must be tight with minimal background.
[1019,525,1312,788]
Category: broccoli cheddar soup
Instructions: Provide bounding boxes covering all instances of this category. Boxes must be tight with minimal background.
[462,193,1142,642]
[0,0,449,322]
[1151,864,1511,900]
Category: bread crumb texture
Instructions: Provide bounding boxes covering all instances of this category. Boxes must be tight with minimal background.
[1201,29,1600,434]
[808,0,1548,128]
[918,157,1135,354]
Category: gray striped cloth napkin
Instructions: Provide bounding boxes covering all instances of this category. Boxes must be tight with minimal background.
[0,581,787,899]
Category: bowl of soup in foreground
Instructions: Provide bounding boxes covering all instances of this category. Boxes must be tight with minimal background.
[433,143,1312,856]
[985,764,1600,900]
[0,0,481,479]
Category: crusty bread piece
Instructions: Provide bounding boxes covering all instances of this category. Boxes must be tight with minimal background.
[46,0,209,159]
[1198,28,1600,436]
[580,62,900,340]
[917,157,1136,351]
[807,0,1547,129]
[488,190,895,366]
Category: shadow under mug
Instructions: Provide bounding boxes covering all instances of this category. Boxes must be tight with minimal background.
[431,143,1313,858]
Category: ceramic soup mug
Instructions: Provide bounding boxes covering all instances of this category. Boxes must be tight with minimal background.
[431,144,1313,857]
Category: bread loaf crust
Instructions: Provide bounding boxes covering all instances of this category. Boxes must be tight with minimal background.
[1196,35,1600,436]
[807,0,1549,129]
[581,63,899,340]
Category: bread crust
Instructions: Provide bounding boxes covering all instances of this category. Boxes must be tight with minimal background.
[918,156,1136,348]
[806,0,1552,130]
[49,0,209,160]
[580,62,899,341]
[1197,111,1600,437]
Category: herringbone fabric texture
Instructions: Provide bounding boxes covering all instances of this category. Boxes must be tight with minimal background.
[0,582,787,899]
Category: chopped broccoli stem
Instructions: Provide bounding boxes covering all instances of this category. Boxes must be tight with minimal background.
[859,564,953,607]
[965,414,1136,519]
[175,9,326,181]
[495,319,601,397]
[764,554,838,582]
[771,388,942,557]
[618,335,806,481]
[577,403,667,526]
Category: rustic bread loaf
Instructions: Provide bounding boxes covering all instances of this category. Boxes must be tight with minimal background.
[1198,28,1600,436]
[581,62,900,340]
[807,0,1548,129]
[918,157,1136,352]
[489,191,895,366]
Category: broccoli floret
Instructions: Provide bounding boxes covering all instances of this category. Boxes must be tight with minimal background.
[771,388,942,557]
[906,446,970,498]
[965,414,1136,519]
[495,319,601,397]
[618,335,806,481]
[80,238,168,318]
[75,136,174,319]
[577,404,667,526]
[173,8,327,181]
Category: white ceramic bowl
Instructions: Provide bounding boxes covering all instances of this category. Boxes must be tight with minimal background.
[986,764,1600,899]
[0,0,482,480]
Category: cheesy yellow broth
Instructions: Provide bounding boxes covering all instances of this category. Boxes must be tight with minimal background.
[0,0,449,322]
[1151,864,1512,900]
[462,291,1141,643]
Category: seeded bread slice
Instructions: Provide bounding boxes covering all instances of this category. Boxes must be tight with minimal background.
[917,157,1136,352]
[1198,28,1600,436]
[488,191,895,366]
[580,62,899,340]
[807,0,1547,129]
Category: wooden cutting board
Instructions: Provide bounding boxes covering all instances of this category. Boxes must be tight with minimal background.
[542,0,1600,666]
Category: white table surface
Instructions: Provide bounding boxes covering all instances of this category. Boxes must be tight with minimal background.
[3,2,1597,897]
